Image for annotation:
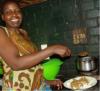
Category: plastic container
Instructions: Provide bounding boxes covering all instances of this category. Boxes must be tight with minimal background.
[42,58,63,80]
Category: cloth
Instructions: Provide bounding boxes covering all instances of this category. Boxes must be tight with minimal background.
[2,84,52,91]
[0,27,49,91]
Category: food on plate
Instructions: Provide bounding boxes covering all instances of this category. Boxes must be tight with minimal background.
[71,76,89,89]
[63,76,97,90]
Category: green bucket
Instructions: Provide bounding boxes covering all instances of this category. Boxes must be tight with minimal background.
[42,58,63,80]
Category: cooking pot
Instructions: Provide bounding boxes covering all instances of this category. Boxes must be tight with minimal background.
[76,56,97,72]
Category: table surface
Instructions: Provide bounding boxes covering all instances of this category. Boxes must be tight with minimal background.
[51,74,100,91]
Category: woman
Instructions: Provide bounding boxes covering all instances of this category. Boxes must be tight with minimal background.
[0,0,71,91]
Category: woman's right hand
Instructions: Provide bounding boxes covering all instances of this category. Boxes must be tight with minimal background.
[46,79,63,90]
[49,45,71,57]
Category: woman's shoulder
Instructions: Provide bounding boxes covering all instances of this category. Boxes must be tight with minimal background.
[19,28,29,40]
[0,26,7,35]
[0,26,6,31]
[0,26,4,29]
[19,28,28,35]
[0,26,4,31]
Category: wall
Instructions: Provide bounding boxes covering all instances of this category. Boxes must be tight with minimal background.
[21,0,99,56]
[79,0,99,56]
[22,0,84,55]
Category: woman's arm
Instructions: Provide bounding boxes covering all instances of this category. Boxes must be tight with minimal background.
[0,28,71,70]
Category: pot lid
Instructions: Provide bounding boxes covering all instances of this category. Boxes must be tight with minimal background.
[78,51,89,57]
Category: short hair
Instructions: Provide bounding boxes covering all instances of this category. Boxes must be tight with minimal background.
[0,0,20,14]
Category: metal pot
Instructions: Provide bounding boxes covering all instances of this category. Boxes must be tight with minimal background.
[76,56,97,72]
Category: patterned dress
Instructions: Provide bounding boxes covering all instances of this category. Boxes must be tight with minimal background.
[0,27,46,91]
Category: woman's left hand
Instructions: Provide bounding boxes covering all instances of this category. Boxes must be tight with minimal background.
[46,79,63,90]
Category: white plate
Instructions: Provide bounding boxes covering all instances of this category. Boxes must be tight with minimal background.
[63,76,97,90]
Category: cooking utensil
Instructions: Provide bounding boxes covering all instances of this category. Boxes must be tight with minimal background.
[76,56,97,72]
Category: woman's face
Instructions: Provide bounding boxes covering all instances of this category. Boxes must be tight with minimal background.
[2,2,22,28]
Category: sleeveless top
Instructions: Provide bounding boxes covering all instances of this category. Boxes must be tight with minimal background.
[0,27,45,91]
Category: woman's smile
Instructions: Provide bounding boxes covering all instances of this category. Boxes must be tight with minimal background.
[2,2,22,27]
